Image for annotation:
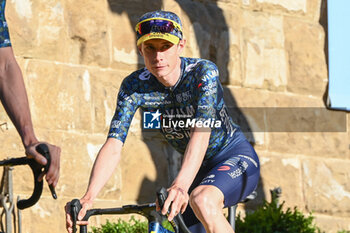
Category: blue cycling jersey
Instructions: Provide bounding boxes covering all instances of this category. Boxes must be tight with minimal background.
[108,57,246,160]
[0,0,11,48]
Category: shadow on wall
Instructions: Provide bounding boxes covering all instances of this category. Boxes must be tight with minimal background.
[319,0,329,107]
[106,0,265,208]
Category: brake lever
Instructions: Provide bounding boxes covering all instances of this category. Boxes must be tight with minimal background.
[36,144,57,199]
[70,199,82,233]
[157,187,192,233]
[16,144,57,209]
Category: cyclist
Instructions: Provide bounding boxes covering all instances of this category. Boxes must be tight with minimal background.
[0,0,60,186]
[65,10,260,233]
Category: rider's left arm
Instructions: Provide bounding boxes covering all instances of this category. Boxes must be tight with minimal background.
[162,127,211,221]
[162,62,219,220]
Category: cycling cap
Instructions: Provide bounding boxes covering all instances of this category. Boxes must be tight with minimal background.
[135,10,183,46]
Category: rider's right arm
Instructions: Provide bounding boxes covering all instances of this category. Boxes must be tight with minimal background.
[81,138,123,203]
[81,76,138,203]
[65,132,123,232]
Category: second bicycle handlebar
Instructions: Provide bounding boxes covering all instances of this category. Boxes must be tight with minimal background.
[0,144,57,209]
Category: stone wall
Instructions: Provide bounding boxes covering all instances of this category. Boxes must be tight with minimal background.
[0,0,349,232]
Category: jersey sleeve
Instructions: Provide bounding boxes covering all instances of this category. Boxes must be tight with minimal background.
[108,79,139,143]
[194,62,220,122]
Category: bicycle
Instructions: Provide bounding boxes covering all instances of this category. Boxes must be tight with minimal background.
[69,187,257,233]
[0,144,57,233]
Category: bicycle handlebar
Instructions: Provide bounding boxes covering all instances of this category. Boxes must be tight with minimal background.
[70,200,157,233]
[0,144,57,209]
[70,187,192,233]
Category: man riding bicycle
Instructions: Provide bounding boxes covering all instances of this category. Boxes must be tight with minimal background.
[65,10,260,233]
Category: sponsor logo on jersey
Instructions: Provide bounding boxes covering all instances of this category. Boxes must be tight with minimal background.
[110,120,122,129]
[219,106,237,137]
[227,161,249,179]
[200,174,216,185]
[185,62,199,72]
[175,91,191,102]
[202,69,219,82]
[238,155,258,168]
[139,69,151,80]
[217,165,231,171]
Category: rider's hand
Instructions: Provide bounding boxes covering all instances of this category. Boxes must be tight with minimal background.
[25,141,61,187]
[65,199,92,233]
[162,185,189,221]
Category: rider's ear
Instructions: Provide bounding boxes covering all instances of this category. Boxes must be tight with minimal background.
[177,39,186,53]
[138,45,143,56]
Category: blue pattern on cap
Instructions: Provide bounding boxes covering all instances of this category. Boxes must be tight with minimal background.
[136,10,183,43]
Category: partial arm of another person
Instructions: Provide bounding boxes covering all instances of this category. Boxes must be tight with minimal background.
[0,47,60,186]
[65,138,123,233]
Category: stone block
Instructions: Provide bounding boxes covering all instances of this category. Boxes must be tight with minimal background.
[313,214,350,233]
[308,0,324,22]
[24,60,93,132]
[284,17,328,97]
[107,0,168,69]
[6,0,71,63]
[108,8,139,68]
[0,105,24,155]
[302,158,350,216]
[241,11,288,91]
[258,151,305,209]
[19,196,66,233]
[222,87,336,148]
[256,0,307,12]
[224,86,325,108]
[89,68,125,134]
[163,1,235,84]
[219,8,242,85]
[64,0,110,66]
[49,132,102,197]
[265,108,347,133]
[120,136,168,203]
[268,132,348,159]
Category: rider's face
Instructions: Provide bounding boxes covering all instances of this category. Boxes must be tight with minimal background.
[139,39,185,84]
